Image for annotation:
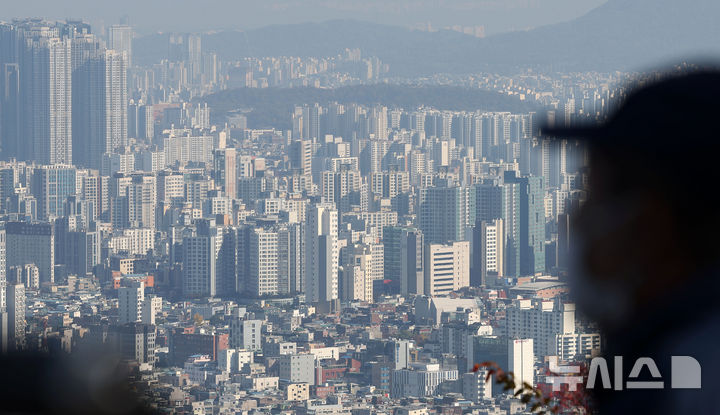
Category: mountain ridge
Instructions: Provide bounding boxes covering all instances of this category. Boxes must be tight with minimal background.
[134,0,720,74]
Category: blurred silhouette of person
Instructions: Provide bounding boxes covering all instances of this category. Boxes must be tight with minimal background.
[543,71,720,414]
[0,350,155,414]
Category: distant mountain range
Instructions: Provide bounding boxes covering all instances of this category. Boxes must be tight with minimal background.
[134,0,720,74]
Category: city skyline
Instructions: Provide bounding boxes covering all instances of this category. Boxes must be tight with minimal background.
[0,3,716,413]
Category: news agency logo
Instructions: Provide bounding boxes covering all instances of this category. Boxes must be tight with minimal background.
[547,356,702,391]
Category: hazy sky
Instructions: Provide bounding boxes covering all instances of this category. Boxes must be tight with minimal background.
[1,0,607,35]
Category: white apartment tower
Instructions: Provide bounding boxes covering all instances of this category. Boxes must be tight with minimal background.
[506,299,576,357]
[141,294,162,325]
[100,50,128,156]
[6,283,25,351]
[24,34,73,164]
[480,219,504,284]
[508,338,535,392]
[424,241,470,296]
[118,280,144,324]
[247,228,279,297]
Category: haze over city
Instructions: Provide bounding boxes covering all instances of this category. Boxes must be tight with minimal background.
[0,0,718,413]
[0,0,607,34]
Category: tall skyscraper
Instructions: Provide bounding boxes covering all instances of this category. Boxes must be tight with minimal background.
[556,213,572,273]
[304,204,338,304]
[475,180,521,277]
[138,104,154,142]
[508,339,534,393]
[504,171,545,275]
[0,23,20,158]
[383,226,424,295]
[472,219,504,287]
[213,148,237,199]
[217,226,244,296]
[246,227,279,297]
[187,34,202,84]
[118,280,144,324]
[21,27,73,164]
[0,62,20,158]
[183,232,218,298]
[71,32,99,166]
[290,140,313,176]
[73,49,128,169]
[278,222,304,295]
[108,25,132,67]
[126,174,156,230]
[6,283,25,350]
[419,185,472,244]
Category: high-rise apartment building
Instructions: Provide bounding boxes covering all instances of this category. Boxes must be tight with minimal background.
[118,280,144,324]
[504,171,545,275]
[290,140,313,176]
[213,148,237,199]
[419,185,473,244]
[72,34,128,169]
[505,299,576,357]
[304,204,338,304]
[0,61,20,159]
[142,294,162,326]
[31,164,77,221]
[23,32,73,164]
[277,222,304,295]
[6,283,25,351]
[340,242,383,302]
[183,233,217,298]
[475,179,521,277]
[472,218,504,286]
[4,222,55,284]
[107,25,132,67]
[246,227,279,297]
[383,226,424,295]
[508,338,534,392]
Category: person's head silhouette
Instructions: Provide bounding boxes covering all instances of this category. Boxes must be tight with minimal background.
[544,71,720,330]
[544,70,720,414]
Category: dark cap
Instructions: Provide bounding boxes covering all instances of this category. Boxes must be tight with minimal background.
[540,71,720,157]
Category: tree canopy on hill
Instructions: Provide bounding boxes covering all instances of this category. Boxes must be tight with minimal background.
[199,85,541,129]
